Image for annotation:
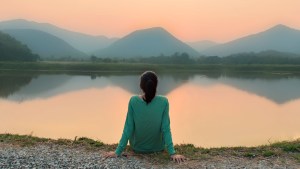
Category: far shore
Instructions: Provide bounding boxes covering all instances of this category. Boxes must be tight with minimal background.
[1,61,300,74]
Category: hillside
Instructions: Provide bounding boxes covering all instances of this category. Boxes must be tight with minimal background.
[95,27,199,58]
[203,24,300,57]
[187,40,218,53]
[0,19,117,54]
[0,31,39,61]
[2,29,86,59]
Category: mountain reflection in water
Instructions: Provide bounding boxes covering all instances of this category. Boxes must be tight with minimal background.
[1,72,300,104]
[0,72,300,147]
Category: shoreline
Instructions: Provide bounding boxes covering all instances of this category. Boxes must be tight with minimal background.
[1,61,300,74]
[0,133,299,168]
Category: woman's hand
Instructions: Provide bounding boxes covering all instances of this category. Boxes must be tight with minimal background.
[103,151,118,158]
[170,154,186,163]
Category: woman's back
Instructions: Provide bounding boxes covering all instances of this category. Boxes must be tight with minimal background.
[105,71,185,163]
[115,95,175,155]
[129,95,168,152]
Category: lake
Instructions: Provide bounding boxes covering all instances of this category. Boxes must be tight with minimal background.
[0,71,300,148]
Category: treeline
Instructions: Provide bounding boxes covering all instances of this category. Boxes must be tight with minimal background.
[91,52,195,64]
[197,51,300,64]
[0,31,39,61]
[90,50,300,65]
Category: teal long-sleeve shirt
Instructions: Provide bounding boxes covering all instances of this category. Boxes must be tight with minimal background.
[115,95,176,156]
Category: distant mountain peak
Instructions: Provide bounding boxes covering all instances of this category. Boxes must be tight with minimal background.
[119,26,179,43]
[3,18,28,23]
[136,27,166,31]
[2,19,45,26]
[273,24,290,29]
[202,23,300,56]
[130,27,169,36]
[95,27,199,57]
[0,19,118,54]
[266,24,296,33]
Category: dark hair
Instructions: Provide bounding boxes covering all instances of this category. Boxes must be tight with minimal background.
[140,71,158,104]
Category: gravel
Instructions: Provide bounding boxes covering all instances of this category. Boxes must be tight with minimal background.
[0,143,151,169]
[0,143,299,169]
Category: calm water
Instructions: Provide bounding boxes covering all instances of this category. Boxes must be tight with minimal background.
[0,71,300,147]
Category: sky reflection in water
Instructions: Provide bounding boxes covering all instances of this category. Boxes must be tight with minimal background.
[0,73,300,147]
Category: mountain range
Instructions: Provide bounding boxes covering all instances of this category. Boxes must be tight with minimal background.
[0,19,117,54]
[202,24,300,56]
[94,27,199,57]
[2,29,86,58]
[0,31,38,61]
[1,19,300,58]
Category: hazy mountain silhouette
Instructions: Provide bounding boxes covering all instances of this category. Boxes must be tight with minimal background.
[0,73,36,98]
[95,27,199,57]
[0,19,117,54]
[3,74,188,101]
[0,31,39,61]
[2,29,86,58]
[187,40,218,53]
[2,20,299,58]
[221,77,300,104]
[2,73,300,104]
[191,75,300,104]
[203,24,300,56]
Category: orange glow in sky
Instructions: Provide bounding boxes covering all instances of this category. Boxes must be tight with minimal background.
[0,0,299,42]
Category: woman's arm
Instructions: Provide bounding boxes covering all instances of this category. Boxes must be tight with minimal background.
[114,98,135,156]
[161,99,176,155]
[162,99,186,163]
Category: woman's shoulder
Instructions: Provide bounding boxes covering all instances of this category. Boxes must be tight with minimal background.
[129,95,139,102]
[155,95,168,102]
[129,95,143,103]
[129,95,168,103]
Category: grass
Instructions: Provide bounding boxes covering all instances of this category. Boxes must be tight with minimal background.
[262,150,275,157]
[73,137,104,148]
[0,133,299,163]
[294,154,300,163]
[0,133,49,146]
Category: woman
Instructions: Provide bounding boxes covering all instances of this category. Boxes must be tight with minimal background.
[104,71,186,163]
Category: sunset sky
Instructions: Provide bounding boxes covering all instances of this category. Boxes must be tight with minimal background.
[1,0,299,42]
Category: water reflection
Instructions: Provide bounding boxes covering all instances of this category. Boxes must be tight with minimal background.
[0,88,131,143]
[0,82,299,147]
[1,72,300,104]
[190,75,300,104]
[0,73,36,98]
[1,71,300,147]
[1,73,194,102]
[168,83,300,147]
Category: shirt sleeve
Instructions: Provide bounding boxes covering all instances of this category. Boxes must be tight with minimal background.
[115,98,135,156]
[161,99,176,155]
